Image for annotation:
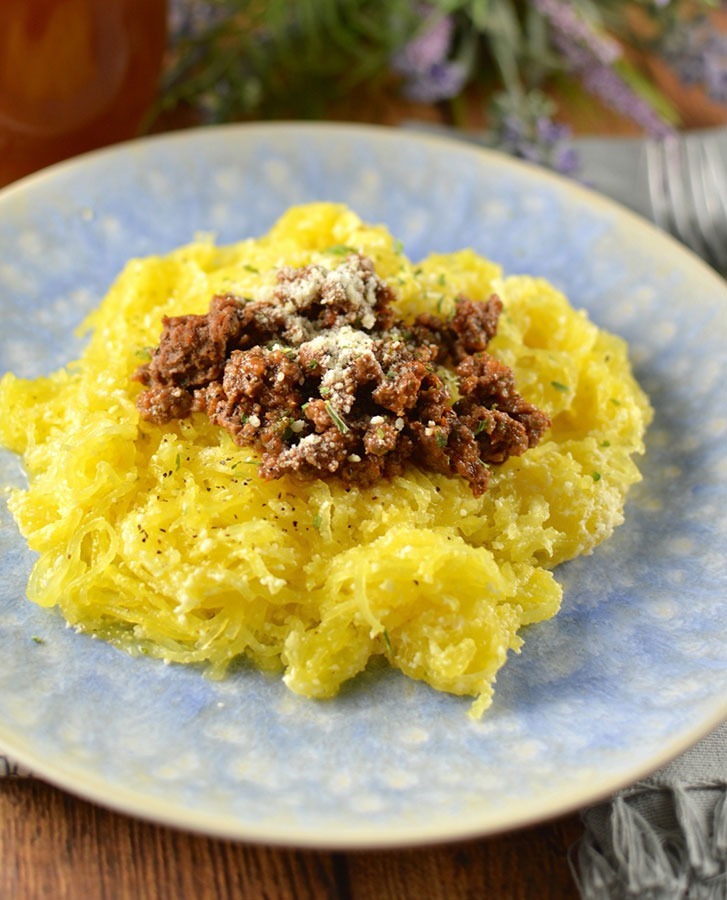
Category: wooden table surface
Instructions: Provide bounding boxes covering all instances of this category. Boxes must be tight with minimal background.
[0,777,584,899]
[3,18,726,898]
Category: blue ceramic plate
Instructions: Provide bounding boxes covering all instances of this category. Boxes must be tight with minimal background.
[0,123,725,847]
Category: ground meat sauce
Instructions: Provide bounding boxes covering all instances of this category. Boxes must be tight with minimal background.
[134,255,550,496]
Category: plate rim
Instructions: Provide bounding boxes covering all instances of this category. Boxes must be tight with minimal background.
[1,120,726,848]
[2,118,726,290]
[0,701,725,848]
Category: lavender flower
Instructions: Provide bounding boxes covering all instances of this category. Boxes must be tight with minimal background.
[392,11,468,103]
[157,0,719,141]
[705,50,727,105]
[660,15,727,105]
[551,33,673,137]
[533,0,621,66]
[491,92,580,176]
[395,12,454,72]
[168,0,227,42]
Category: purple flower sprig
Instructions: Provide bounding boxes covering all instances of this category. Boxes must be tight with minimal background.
[548,24,674,138]
[391,10,469,103]
[168,0,229,42]
[533,0,622,66]
[659,13,727,105]
[157,0,725,136]
[524,0,676,137]
[489,90,580,176]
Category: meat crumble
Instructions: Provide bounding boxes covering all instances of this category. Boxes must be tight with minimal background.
[134,255,550,496]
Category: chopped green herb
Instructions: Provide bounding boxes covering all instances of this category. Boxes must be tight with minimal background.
[276,346,296,359]
[591,471,602,482]
[436,429,448,448]
[325,244,356,255]
[134,347,152,361]
[325,402,349,434]
[610,397,622,406]
[320,386,331,398]
[600,440,611,448]
[551,381,570,393]
[312,512,322,531]
[383,629,393,654]
[31,636,45,645]
[175,452,181,471]
[243,264,260,273]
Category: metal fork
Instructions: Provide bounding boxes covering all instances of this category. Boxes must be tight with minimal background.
[645,132,727,277]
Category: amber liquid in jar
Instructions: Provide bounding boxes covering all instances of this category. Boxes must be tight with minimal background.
[0,0,167,187]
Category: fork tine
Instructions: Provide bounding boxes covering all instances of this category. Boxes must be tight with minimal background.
[646,134,727,276]
[646,139,670,232]
[662,137,708,259]
[689,138,727,272]
[646,138,698,252]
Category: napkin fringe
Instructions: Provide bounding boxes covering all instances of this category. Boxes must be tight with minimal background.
[0,756,32,777]
[674,786,723,881]
[571,781,727,899]
[715,792,727,861]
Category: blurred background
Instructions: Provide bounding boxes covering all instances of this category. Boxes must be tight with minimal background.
[1,0,726,188]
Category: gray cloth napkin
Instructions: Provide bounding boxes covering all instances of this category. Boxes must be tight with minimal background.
[572,720,727,899]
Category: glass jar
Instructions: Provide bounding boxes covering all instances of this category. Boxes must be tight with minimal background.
[0,0,167,187]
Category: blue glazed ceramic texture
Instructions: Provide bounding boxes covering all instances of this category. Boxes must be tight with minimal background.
[0,124,725,846]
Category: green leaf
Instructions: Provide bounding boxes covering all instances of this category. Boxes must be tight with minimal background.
[614,59,681,126]
[324,244,357,255]
[325,402,350,434]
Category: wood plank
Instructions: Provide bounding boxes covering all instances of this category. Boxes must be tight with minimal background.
[0,780,342,900]
[0,778,583,899]
[346,817,583,900]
